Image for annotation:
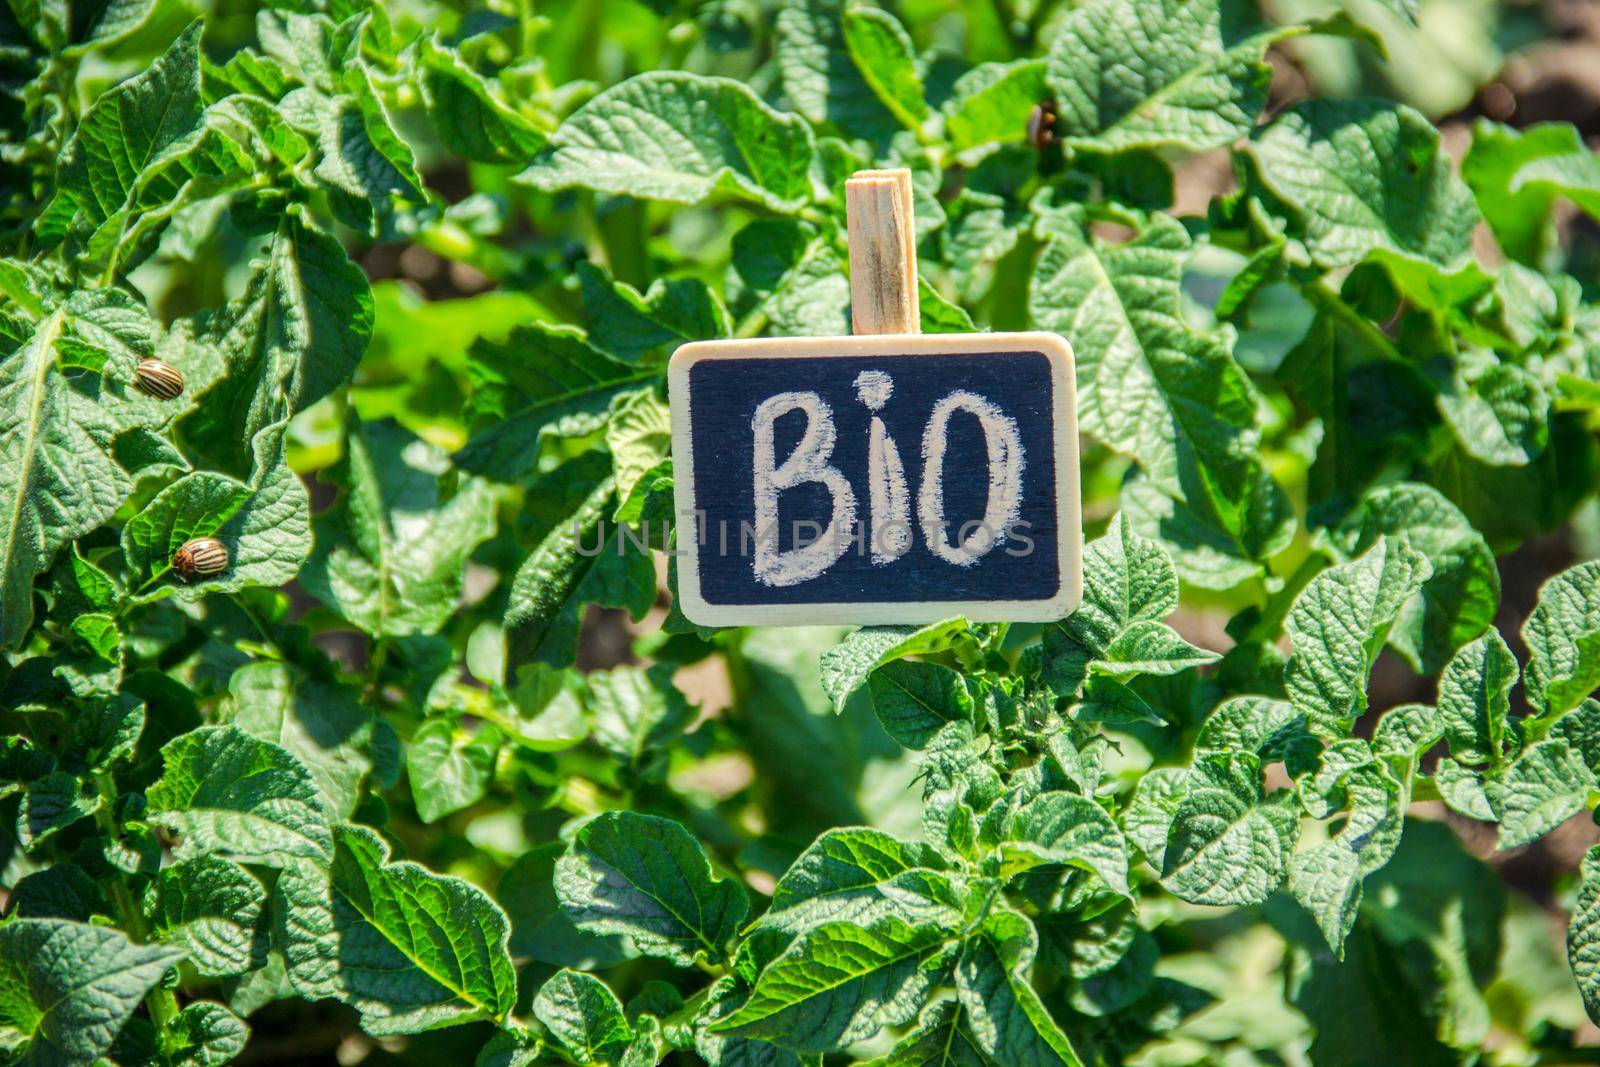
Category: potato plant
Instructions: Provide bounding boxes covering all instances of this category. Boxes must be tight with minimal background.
[3,0,1600,1064]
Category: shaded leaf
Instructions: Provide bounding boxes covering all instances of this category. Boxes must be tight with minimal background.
[0,919,182,1067]
[278,823,517,1035]
[556,811,748,967]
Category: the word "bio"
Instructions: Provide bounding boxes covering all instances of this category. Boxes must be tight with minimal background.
[752,369,1026,588]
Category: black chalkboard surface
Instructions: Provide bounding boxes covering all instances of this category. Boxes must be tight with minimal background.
[668,332,1082,626]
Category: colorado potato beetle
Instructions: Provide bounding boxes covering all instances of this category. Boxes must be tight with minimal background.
[172,537,229,580]
[1027,100,1056,150]
[134,357,185,400]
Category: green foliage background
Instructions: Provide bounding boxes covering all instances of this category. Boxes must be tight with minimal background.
[3,0,1600,1064]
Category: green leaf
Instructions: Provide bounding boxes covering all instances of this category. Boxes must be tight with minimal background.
[1329,482,1500,674]
[820,619,971,712]
[1287,764,1405,952]
[417,36,547,165]
[60,0,156,49]
[226,661,390,819]
[943,196,1022,304]
[1195,696,1311,763]
[503,663,591,752]
[303,417,497,637]
[1290,821,1500,1065]
[1436,630,1517,768]
[1496,738,1591,850]
[1245,100,1479,270]
[956,911,1082,1067]
[252,8,345,94]
[605,390,671,509]
[166,1001,250,1067]
[1552,700,1600,776]
[918,280,977,334]
[868,659,974,749]
[580,262,732,363]
[1120,460,1295,591]
[1160,762,1299,906]
[1432,757,1498,822]
[518,72,815,212]
[406,717,498,823]
[170,423,312,598]
[72,697,145,777]
[1372,703,1445,762]
[457,323,657,480]
[534,969,633,1063]
[16,770,101,849]
[1030,216,1281,584]
[587,663,696,779]
[763,828,951,933]
[500,843,628,970]
[1092,620,1219,678]
[1479,260,1581,355]
[146,724,333,867]
[503,475,615,672]
[1464,120,1600,264]
[1285,537,1432,735]
[145,856,266,977]
[0,919,183,1066]
[1052,914,1157,1018]
[1299,740,1377,820]
[0,310,131,648]
[278,822,516,1035]
[860,999,991,1066]
[998,791,1130,895]
[715,915,952,1052]
[0,739,55,800]
[121,472,251,587]
[54,288,160,401]
[556,811,748,966]
[8,864,108,922]
[475,1029,545,1067]
[181,214,372,479]
[775,0,899,143]
[49,548,116,618]
[731,221,851,337]
[62,90,290,275]
[1044,517,1201,695]
[1059,515,1176,653]
[1568,844,1600,1024]
[1120,767,1189,862]
[693,976,824,1067]
[1043,0,1312,154]
[1438,359,1549,467]
[943,60,1046,156]
[41,23,203,244]
[841,6,926,132]
[1522,561,1600,716]
[281,56,426,235]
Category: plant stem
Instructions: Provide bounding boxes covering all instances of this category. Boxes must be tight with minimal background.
[230,593,284,658]
[366,635,391,702]
[417,218,521,281]
[1303,281,1403,363]
[92,773,181,1040]
[1248,549,1328,643]
[733,308,769,339]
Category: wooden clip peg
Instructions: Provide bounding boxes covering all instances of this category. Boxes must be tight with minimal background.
[845,168,920,335]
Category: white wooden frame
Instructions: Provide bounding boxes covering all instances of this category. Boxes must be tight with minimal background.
[668,331,1083,627]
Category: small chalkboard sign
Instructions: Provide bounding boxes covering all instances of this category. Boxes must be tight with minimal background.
[668,170,1082,627]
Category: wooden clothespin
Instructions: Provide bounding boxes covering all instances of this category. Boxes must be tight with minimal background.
[845,168,920,335]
